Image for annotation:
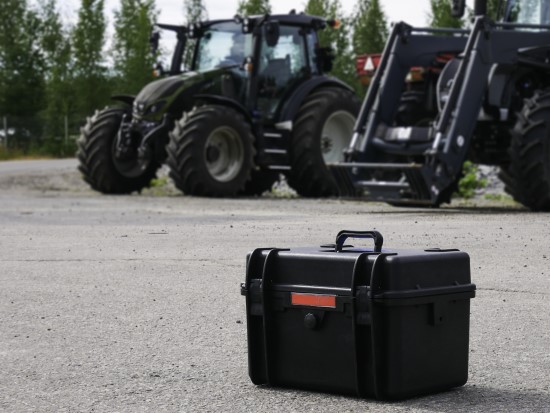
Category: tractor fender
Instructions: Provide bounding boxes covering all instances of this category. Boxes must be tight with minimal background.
[192,94,252,122]
[111,95,135,106]
[278,76,354,123]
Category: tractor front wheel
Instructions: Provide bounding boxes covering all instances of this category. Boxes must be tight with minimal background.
[77,108,159,194]
[166,105,255,197]
[288,87,360,197]
[506,89,550,210]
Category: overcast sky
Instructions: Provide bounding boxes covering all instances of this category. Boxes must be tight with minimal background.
[53,0,441,27]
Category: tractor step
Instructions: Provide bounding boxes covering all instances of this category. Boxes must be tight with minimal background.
[257,129,290,168]
[355,180,410,190]
[375,125,433,143]
[329,161,434,205]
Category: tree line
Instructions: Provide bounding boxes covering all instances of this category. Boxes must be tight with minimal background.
[0,0,483,156]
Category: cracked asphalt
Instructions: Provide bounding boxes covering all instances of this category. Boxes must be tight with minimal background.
[0,159,549,412]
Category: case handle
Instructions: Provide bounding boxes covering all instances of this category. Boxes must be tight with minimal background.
[335,230,383,253]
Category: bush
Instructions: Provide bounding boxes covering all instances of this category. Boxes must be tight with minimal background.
[455,161,487,199]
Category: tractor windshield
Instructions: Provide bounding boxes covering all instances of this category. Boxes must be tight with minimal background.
[506,0,550,25]
[194,22,252,71]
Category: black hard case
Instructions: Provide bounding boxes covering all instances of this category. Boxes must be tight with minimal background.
[242,231,475,400]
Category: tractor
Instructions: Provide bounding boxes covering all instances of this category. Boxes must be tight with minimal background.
[77,13,360,197]
[331,0,550,211]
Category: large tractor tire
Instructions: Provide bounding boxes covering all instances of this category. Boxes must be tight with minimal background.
[166,105,255,197]
[288,87,360,197]
[505,89,550,211]
[77,108,159,194]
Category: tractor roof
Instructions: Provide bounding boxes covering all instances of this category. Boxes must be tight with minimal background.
[201,13,331,30]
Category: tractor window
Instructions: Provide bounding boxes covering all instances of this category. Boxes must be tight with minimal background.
[257,25,309,116]
[507,0,550,25]
[306,32,319,75]
[194,22,252,71]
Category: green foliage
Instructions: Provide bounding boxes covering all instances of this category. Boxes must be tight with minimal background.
[486,0,502,19]
[352,0,388,55]
[184,0,207,22]
[429,0,464,28]
[112,0,158,95]
[36,0,77,141]
[456,161,487,199]
[304,0,360,94]
[484,193,514,203]
[0,0,46,119]
[183,0,208,68]
[237,0,271,16]
[73,0,111,117]
[0,146,27,161]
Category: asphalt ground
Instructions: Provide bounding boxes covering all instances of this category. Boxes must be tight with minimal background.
[0,159,548,412]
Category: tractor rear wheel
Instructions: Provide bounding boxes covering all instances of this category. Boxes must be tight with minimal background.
[507,88,550,211]
[166,105,255,197]
[77,107,159,194]
[288,87,360,197]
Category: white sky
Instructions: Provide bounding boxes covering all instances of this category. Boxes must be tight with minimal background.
[54,0,441,28]
[49,0,476,58]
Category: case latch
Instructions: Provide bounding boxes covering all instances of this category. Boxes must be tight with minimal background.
[355,286,371,325]
[242,279,263,316]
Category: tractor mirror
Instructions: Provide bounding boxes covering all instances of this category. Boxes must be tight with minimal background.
[264,21,280,47]
[474,0,487,16]
[150,29,160,55]
[451,0,466,18]
[315,47,334,73]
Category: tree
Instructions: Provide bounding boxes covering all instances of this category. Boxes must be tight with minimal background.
[305,0,360,93]
[352,0,388,55]
[184,0,207,23]
[36,0,76,144]
[428,0,464,28]
[73,0,111,117]
[486,0,502,19]
[112,0,158,94]
[0,0,45,147]
[182,0,208,68]
[237,0,271,16]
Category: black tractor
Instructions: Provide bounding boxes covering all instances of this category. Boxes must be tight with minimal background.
[331,0,550,211]
[77,13,360,197]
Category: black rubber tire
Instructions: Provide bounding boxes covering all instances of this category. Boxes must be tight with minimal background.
[166,105,255,197]
[288,87,360,197]
[240,169,279,196]
[506,89,550,211]
[77,108,159,194]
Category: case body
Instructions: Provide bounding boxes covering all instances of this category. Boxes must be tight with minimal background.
[241,233,475,400]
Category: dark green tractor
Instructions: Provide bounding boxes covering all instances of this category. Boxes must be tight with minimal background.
[77,13,360,197]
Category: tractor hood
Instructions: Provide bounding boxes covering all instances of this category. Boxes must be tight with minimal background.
[132,67,238,121]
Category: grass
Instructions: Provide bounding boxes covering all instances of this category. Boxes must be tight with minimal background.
[483,193,516,204]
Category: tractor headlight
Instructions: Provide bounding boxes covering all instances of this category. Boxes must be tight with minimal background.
[133,101,146,117]
[145,100,167,116]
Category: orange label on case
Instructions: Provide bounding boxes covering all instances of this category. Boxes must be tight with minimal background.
[291,293,336,308]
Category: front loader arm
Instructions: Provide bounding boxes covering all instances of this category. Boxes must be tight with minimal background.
[427,18,550,202]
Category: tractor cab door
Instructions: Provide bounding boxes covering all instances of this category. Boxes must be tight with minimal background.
[193,21,252,101]
[256,25,310,118]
